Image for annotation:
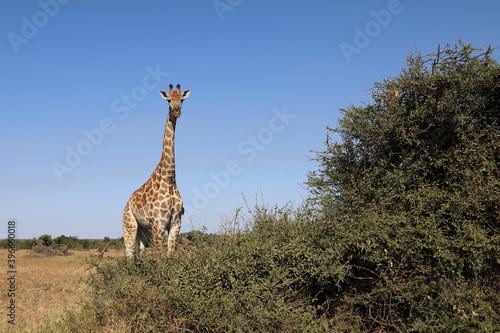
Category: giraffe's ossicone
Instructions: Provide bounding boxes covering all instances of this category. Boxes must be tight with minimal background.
[122,84,191,258]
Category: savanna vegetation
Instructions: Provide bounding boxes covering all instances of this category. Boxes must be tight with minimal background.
[31,41,500,332]
[0,234,124,252]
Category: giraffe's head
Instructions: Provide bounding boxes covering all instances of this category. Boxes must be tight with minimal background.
[159,84,191,118]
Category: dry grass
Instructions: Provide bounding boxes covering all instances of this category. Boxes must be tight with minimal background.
[0,249,125,332]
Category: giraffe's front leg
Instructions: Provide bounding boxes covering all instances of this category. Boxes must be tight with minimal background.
[167,213,182,255]
[123,205,138,259]
[152,217,167,255]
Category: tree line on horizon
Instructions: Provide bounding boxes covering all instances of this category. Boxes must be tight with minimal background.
[0,234,125,251]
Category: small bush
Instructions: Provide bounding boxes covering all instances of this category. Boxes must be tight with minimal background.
[31,241,70,257]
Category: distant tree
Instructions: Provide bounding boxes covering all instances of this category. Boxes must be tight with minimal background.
[23,237,37,249]
[53,234,66,246]
[53,235,79,248]
[38,234,53,247]
[103,236,110,242]
[79,239,90,250]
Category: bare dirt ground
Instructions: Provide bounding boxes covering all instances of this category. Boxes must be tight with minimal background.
[0,249,125,332]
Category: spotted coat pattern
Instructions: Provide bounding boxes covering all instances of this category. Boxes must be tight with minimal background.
[122,84,190,258]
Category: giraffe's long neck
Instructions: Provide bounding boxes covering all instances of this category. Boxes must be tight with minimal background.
[158,113,177,186]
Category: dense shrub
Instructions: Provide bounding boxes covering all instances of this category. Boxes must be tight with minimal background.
[306,40,500,331]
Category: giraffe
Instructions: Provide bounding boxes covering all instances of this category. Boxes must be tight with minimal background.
[122,84,191,258]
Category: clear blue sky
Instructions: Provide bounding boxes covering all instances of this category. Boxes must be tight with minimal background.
[1,0,499,239]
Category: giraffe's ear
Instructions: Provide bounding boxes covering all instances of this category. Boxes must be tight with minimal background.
[159,90,170,100]
[181,90,191,100]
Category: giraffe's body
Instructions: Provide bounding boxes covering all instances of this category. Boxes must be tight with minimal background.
[122,84,190,258]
